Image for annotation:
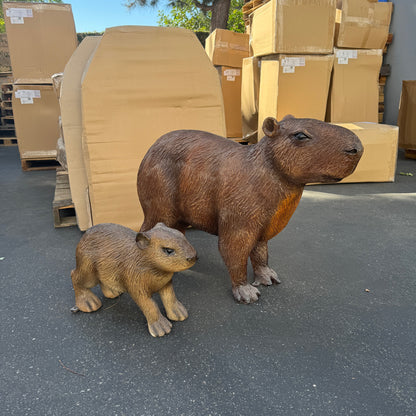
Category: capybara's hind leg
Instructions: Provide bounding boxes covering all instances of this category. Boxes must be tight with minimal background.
[71,269,102,312]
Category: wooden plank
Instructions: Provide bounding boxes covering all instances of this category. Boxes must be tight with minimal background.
[404,149,416,160]
[52,170,77,228]
[0,137,17,146]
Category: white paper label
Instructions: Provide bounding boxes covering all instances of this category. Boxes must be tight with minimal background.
[224,69,240,77]
[338,57,349,64]
[10,16,25,24]
[6,8,33,18]
[226,76,236,81]
[283,65,295,73]
[15,90,41,99]
[20,97,34,104]
[281,57,306,67]
[336,50,358,59]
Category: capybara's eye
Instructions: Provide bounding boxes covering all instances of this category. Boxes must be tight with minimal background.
[293,132,310,141]
[162,247,175,256]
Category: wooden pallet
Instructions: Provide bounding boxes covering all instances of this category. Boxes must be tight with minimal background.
[21,157,60,171]
[404,149,416,160]
[0,137,17,146]
[52,170,77,228]
[243,0,268,20]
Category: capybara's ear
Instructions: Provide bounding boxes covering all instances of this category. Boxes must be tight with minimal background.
[281,114,295,121]
[262,117,280,138]
[136,232,151,249]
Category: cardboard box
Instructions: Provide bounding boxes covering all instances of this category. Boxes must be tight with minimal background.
[258,54,334,134]
[60,36,102,231]
[12,84,60,159]
[336,123,398,183]
[326,48,382,123]
[398,81,416,150]
[217,66,243,138]
[205,29,249,68]
[250,0,336,57]
[335,0,393,49]
[241,56,261,140]
[82,26,226,231]
[3,2,78,83]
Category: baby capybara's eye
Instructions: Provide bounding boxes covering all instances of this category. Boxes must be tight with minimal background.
[162,247,175,255]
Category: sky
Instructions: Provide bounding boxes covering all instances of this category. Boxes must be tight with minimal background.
[67,0,169,33]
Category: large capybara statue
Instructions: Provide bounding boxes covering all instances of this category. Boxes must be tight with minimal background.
[71,222,197,337]
[137,116,363,304]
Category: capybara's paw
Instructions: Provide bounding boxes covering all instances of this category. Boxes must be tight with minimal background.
[75,290,102,313]
[232,284,260,304]
[148,315,173,337]
[252,266,281,287]
[100,284,122,299]
[166,301,188,322]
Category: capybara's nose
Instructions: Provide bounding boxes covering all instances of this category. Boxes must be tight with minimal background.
[344,139,363,157]
[187,254,198,263]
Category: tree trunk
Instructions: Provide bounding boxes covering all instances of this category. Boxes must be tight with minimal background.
[210,0,231,32]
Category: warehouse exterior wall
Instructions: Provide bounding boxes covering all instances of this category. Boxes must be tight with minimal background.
[384,0,416,126]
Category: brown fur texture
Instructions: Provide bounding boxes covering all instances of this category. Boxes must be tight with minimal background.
[71,222,197,337]
[137,116,363,303]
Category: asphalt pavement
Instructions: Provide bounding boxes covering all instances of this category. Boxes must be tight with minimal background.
[1,145,415,416]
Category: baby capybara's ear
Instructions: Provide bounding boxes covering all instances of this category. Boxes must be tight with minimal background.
[262,117,280,138]
[136,232,151,249]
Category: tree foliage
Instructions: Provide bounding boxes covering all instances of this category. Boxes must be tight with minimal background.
[126,0,244,32]
[157,0,244,33]
[0,0,63,33]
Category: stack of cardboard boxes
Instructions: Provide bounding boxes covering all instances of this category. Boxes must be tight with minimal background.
[327,0,393,123]
[3,2,77,169]
[205,29,250,140]
[237,0,398,183]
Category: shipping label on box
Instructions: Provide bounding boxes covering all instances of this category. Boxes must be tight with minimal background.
[250,0,336,56]
[335,0,393,49]
[326,48,382,123]
[258,54,334,134]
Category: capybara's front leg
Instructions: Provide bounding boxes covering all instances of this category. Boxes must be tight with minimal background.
[218,233,260,304]
[159,282,188,321]
[130,292,172,337]
[250,241,281,287]
[71,270,102,312]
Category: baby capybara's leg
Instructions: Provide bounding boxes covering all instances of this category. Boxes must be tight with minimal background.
[250,241,281,287]
[218,232,260,304]
[71,269,102,312]
[159,282,188,321]
[129,291,172,337]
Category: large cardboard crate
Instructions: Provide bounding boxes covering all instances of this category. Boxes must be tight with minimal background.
[398,81,416,150]
[241,56,261,140]
[3,2,77,83]
[258,54,334,134]
[326,48,382,123]
[250,0,336,57]
[82,26,226,231]
[12,84,60,160]
[335,0,393,49]
[205,29,249,68]
[217,66,243,138]
[60,36,102,231]
[337,123,398,183]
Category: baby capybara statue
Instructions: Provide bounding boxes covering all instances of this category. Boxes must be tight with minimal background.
[71,222,197,337]
[137,116,363,304]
